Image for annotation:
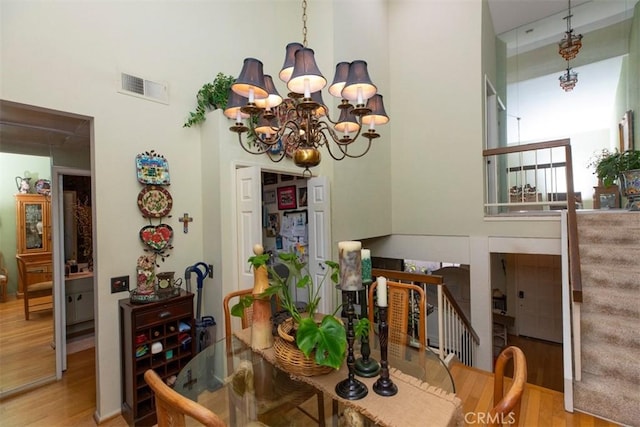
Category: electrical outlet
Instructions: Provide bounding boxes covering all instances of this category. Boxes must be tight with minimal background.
[111,275,130,293]
[208,264,213,278]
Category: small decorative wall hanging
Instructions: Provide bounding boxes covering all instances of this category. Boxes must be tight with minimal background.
[136,150,170,185]
[178,213,193,233]
[139,224,174,261]
[137,185,173,218]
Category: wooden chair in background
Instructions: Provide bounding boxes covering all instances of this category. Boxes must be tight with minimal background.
[490,346,527,426]
[144,369,226,427]
[367,279,426,359]
[16,255,53,320]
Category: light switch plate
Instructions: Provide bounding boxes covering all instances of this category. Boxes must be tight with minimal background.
[111,275,130,293]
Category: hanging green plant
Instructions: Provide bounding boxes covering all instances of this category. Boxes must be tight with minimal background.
[183,73,235,128]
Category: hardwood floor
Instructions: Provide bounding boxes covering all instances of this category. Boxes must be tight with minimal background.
[0,295,56,395]
[449,363,620,427]
[506,334,564,392]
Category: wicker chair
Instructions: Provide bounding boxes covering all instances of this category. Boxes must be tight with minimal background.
[368,279,426,360]
[144,369,226,427]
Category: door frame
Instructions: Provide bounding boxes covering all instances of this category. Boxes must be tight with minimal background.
[231,163,332,313]
[52,166,92,376]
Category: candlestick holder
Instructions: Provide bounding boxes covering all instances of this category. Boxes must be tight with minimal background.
[355,279,380,377]
[373,305,397,396]
[335,290,368,400]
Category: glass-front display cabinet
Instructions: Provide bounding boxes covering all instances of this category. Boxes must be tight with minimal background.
[15,194,52,254]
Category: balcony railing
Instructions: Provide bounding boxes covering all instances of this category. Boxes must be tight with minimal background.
[483,138,583,301]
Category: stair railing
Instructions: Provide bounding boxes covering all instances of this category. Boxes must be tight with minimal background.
[483,139,582,302]
[371,268,480,367]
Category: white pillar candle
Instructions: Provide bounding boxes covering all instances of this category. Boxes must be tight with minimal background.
[338,241,362,290]
[377,276,387,307]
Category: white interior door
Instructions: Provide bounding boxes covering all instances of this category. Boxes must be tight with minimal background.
[516,254,563,343]
[236,166,262,290]
[307,176,332,315]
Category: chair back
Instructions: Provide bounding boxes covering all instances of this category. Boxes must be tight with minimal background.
[223,288,255,349]
[144,369,226,427]
[490,346,527,426]
[368,280,426,359]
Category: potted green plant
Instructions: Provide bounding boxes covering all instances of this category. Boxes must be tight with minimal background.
[183,72,235,128]
[589,149,640,187]
[232,251,349,372]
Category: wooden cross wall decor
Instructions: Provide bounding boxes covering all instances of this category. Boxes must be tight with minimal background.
[179,212,193,233]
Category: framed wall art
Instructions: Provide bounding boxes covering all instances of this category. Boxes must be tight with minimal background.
[619,110,634,151]
[298,186,308,207]
[266,212,280,237]
[264,190,276,204]
[277,185,297,210]
[263,172,278,185]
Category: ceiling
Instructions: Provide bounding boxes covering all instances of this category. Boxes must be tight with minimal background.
[0,1,636,153]
[0,100,91,153]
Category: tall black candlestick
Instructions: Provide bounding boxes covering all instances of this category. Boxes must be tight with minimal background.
[373,305,397,396]
[335,290,368,400]
[355,279,380,377]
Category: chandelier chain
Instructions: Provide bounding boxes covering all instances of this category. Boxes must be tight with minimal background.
[302,0,308,47]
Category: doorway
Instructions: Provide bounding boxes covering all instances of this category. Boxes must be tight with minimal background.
[490,252,563,391]
[0,100,93,397]
[234,166,332,314]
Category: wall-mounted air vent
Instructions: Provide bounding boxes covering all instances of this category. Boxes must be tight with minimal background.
[119,72,169,104]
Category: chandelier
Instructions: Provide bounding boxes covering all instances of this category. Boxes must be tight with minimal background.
[558,0,583,61]
[559,66,578,92]
[225,0,389,175]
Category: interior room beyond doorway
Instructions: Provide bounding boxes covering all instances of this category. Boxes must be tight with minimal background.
[491,252,563,392]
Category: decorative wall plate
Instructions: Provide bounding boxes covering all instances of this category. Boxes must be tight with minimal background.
[137,186,173,218]
[139,224,173,252]
[136,151,170,185]
[35,179,51,195]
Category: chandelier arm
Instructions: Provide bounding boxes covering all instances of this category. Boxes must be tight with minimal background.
[321,133,348,161]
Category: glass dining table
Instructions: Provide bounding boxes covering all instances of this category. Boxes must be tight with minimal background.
[173,328,461,426]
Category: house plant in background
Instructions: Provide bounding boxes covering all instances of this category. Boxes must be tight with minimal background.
[590,149,640,210]
[183,72,235,128]
[232,248,347,376]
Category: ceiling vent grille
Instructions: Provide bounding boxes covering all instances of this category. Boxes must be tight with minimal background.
[119,72,169,104]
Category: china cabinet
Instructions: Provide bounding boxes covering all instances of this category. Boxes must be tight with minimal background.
[15,194,52,296]
[15,194,51,254]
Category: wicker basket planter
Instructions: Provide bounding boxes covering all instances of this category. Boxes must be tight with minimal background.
[274,317,334,377]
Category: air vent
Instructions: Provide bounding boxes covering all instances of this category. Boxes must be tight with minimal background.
[119,72,169,104]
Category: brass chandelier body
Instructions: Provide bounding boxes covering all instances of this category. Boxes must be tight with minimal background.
[225,0,389,175]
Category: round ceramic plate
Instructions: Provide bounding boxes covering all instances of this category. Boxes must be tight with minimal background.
[35,179,51,195]
[137,186,173,218]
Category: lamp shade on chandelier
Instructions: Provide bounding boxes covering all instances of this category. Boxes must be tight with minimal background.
[226,1,389,175]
